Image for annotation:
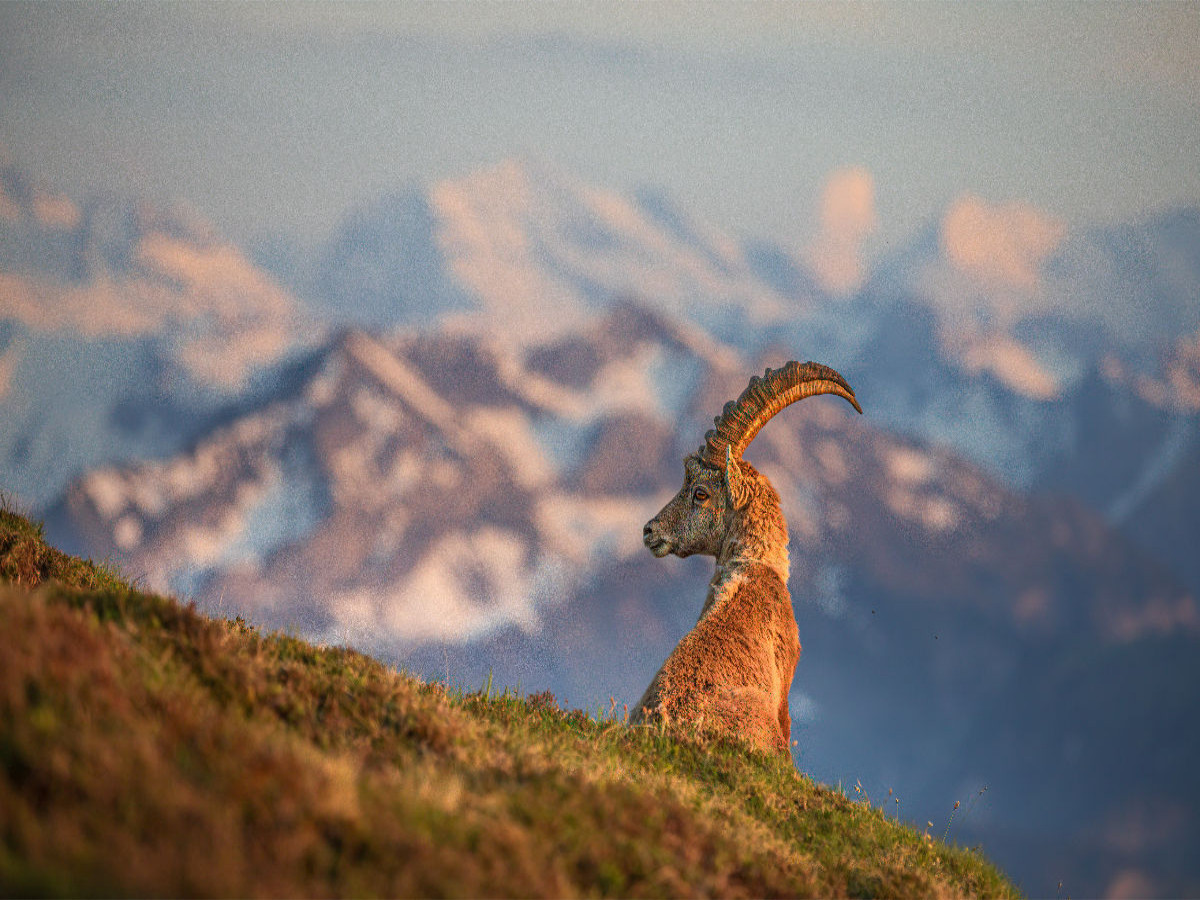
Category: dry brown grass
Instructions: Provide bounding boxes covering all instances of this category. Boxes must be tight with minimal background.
[0,503,1019,898]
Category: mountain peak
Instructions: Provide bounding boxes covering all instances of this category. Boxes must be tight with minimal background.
[416,159,792,343]
[0,162,312,396]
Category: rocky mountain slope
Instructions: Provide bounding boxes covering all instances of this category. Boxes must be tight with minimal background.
[0,161,317,507]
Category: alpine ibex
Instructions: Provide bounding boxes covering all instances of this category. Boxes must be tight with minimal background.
[632,361,862,756]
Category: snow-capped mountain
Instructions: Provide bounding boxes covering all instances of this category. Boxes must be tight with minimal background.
[0,162,319,507]
[52,303,730,649]
[263,161,1200,524]
[864,200,1200,387]
[0,162,312,387]
[282,158,798,343]
[55,301,1194,643]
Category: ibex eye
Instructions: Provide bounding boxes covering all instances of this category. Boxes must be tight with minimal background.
[693,487,709,503]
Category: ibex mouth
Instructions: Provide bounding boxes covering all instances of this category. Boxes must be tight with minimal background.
[645,536,672,557]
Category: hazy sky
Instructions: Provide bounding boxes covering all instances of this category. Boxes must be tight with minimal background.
[2,1,1198,254]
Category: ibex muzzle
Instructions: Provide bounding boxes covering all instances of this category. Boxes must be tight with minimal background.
[631,361,862,756]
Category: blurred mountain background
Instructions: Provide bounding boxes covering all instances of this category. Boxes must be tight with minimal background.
[3,4,1199,897]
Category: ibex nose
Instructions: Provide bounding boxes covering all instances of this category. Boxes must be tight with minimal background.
[644,518,670,557]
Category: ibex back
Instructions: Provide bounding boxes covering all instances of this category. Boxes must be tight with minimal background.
[632,361,862,756]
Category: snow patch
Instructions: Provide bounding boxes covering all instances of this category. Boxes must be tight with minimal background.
[346,332,467,445]
[430,162,585,340]
[536,493,650,565]
[216,458,328,569]
[0,222,304,390]
[427,159,786,342]
[464,406,556,489]
[350,385,407,434]
[884,446,935,486]
[31,190,80,230]
[805,167,878,296]
[885,485,962,534]
[882,447,966,532]
[814,439,851,485]
[114,515,142,550]
[941,195,1066,294]
[951,331,1061,400]
[323,526,568,647]
[83,469,132,519]
[494,343,590,417]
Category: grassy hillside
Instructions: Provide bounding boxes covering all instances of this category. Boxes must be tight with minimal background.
[0,503,1018,898]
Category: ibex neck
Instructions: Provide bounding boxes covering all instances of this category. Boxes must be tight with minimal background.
[700,522,789,621]
[717,532,789,584]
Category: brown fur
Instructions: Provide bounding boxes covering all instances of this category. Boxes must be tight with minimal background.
[633,454,802,756]
[632,562,800,754]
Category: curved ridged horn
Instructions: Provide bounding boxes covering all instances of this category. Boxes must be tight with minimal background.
[699,361,863,466]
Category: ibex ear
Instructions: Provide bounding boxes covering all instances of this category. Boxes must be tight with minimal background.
[724,445,752,509]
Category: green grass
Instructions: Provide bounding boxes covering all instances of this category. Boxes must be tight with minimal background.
[0,501,1019,898]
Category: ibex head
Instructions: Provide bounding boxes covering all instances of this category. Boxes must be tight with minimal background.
[643,361,862,562]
